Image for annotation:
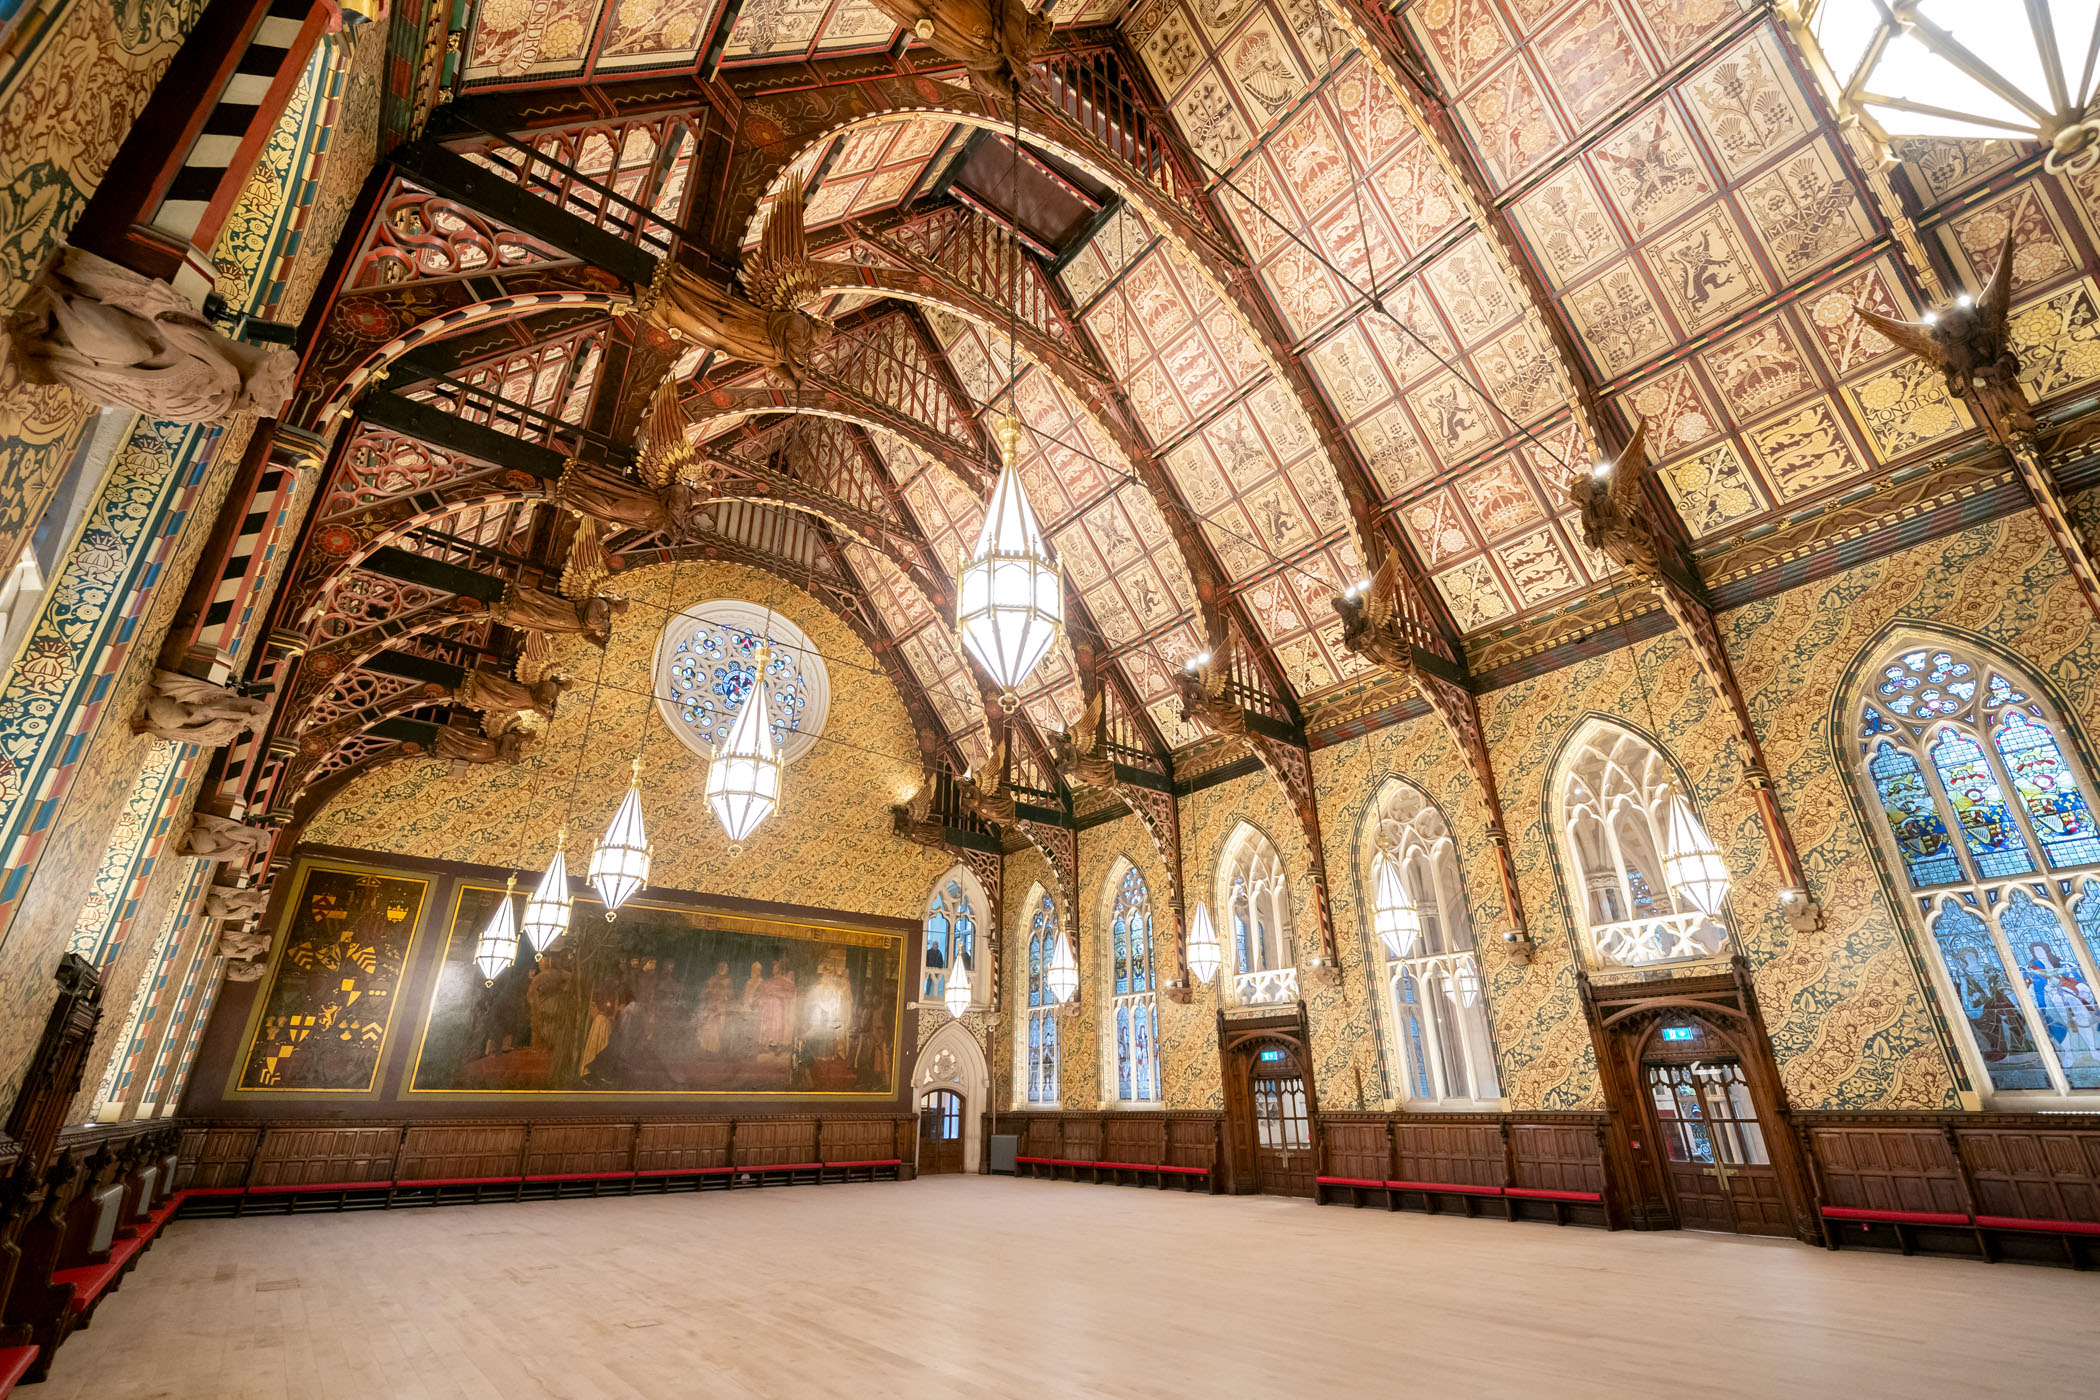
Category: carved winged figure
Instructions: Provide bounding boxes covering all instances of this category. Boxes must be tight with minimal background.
[870,0,1052,93]
[890,773,946,848]
[1561,419,1664,581]
[177,814,272,861]
[134,670,272,747]
[433,723,528,765]
[495,586,629,649]
[457,666,570,720]
[8,246,296,423]
[958,733,1016,824]
[648,175,841,383]
[1852,226,2030,438]
[1173,648,1247,738]
[1331,549,1416,686]
[1047,687,1117,789]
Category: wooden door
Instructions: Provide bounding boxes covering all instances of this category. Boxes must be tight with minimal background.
[1250,1056,1315,1197]
[919,1089,965,1175]
[1642,1057,1789,1234]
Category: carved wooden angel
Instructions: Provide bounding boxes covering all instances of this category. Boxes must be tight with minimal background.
[1853,225,2030,439]
[649,175,838,383]
[958,733,1016,824]
[890,774,946,848]
[176,814,272,861]
[1047,687,1116,788]
[1331,549,1415,684]
[8,247,295,422]
[1173,648,1247,737]
[457,666,569,720]
[495,586,628,649]
[555,464,681,535]
[869,0,1052,93]
[133,670,272,747]
[1561,420,1664,581]
[432,723,528,765]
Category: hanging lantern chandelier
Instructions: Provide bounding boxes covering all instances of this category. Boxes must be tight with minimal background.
[1799,1,2100,171]
[520,829,572,956]
[705,643,783,846]
[943,956,973,1019]
[1046,929,1078,1004]
[1185,901,1222,985]
[1372,858,1422,959]
[474,876,522,983]
[1662,796,1731,920]
[956,416,1062,710]
[589,757,653,919]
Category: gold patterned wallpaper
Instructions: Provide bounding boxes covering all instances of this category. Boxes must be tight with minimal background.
[304,561,955,923]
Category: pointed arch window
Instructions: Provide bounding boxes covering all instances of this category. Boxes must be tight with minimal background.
[1556,724,1732,971]
[1853,643,2100,1098]
[1026,893,1060,1104]
[1368,781,1500,1107]
[1222,825,1296,1006]
[923,876,978,1001]
[1108,865,1160,1103]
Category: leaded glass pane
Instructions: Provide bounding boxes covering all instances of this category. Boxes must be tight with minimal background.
[2007,889,2100,1089]
[1929,727,2036,877]
[1115,1006,1132,1100]
[1928,901,2050,1090]
[1869,740,1962,887]
[1994,712,2100,870]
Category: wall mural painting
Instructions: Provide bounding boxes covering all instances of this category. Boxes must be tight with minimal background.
[236,864,428,1091]
[410,885,905,1097]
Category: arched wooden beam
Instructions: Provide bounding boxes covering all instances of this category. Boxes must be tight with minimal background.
[294,487,548,634]
[684,381,992,494]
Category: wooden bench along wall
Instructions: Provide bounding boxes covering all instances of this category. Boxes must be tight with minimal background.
[1313,1112,1614,1227]
[1005,1111,1224,1191]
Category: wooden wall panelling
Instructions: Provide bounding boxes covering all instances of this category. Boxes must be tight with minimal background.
[174,1126,263,1188]
[1316,1112,1392,1182]
[1393,1118,1505,1189]
[731,1117,819,1168]
[1508,1119,1609,1195]
[522,1122,635,1177]
[1801,1121,1968,1215]
[1958,1124,2100,1224]
[632,1120,732,1171]
[1165,1115,1222,1172]
[1102,1115,1166,1166]
[248,1126,401,1187]
[396,1124,529,1180]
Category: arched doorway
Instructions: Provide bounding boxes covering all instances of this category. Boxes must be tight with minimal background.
[1219,1010,1316,1198]
[915,1017,989,1174]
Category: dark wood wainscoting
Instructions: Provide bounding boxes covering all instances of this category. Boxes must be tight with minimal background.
[173,1113,917,1212]
[1006,1111,1224,1191]
[1315,1112,1614,1226]
[1800,1111,2100,1265]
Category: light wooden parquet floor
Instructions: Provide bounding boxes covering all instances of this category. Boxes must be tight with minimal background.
[45,1176,2100,1399]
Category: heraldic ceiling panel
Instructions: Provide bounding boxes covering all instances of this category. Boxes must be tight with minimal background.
[263,0,2100,840]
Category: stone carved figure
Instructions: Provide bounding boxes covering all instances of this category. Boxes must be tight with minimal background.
[433,724,528,765]
[1047,688,1116,789]
[133,670,272,747]
[223,955,269,982]
[1561,419,1665,581]
[456,667,570,720]
[8,247,296,422]
[176,814,271,861]
[216,925,271,963]
[867,0,1051,93]
[496,586,628,649]
[1331,549,1416,684]
[1173,648,1248,738]
[649,175,841,383]
[1853,226,2030,438]
[203,884,269,921]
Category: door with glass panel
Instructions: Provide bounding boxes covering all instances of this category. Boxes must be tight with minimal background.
[919,1089,965,1175]
[1639,1035,1789,1235]
[1247,1045,1314,1197]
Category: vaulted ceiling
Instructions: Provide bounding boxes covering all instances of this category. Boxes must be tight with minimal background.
[260,0,2100,826]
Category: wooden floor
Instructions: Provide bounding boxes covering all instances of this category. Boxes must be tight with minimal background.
[47,1177,2100,1398]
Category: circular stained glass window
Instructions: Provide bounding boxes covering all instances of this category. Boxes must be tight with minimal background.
[653,600,829,764]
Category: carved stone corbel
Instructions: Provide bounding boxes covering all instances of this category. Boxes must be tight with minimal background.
[175,814,271,862]
[133,671,272,748]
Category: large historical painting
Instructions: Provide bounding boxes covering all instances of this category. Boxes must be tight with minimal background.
[236,864,428,1091]
[409,885,905,1096]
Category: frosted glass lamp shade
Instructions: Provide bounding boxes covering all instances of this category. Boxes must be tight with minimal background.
[520,843,572,956]
[943,957,972,1019]
[473,879,522,983]
[1185,901,1222,985]
[956,419,1061,699]
[1046,931,1078,1004]
[705,648,782,843]
[589,781,652,914]
[1662,796,1730,920]
[1372,858,1422,959]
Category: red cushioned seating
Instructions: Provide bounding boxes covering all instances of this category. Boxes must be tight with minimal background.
[52,1236,145,1316]
[1505,1187,1603,1202]
[1316,1176,1387,1189]
[1386,1179,1503,1196]
[634,1165,734,1177]
[1820,1205,1971,1226]
[1156,1165,1209,1174]
[247,1180,381,1195]
[391,1176,522,1189]
[522,1172,635,1183]
[1974,1214,2100,1235]
[0,1344,38,1395]
[822,1160,901,1169]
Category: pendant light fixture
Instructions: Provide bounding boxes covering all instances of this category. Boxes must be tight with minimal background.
[1372,857,1422,959]
[943,955,973,1019]
[1046,927,1078,1004]
[589,756,652,918]
[705,642,783,846]
[1185,901,1222,985]
[956,416,1062,710]
[520,828,572,956]
[1662,795,1730,920]
[474,876,523,984]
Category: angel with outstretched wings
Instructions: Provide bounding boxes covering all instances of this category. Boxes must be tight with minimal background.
[1852,226,2030,438]
[1562,419,1664,580]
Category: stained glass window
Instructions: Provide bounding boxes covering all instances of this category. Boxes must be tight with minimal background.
[1110,866,1159,1102]
[923,875,976,1000]
[1026,894,1059,1104]
[655,601,829,766]
[1854,642,2100,1098]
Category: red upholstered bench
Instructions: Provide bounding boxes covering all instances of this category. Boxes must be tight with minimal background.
[1974,1214,2100,1236]
[821,1159,902,1169]
[52,1236,145,1317]
[1387,1179,1504,1196]
[1820,1205,1971,1226]
[1316,1176,1388,1189]
[0,1344,38,1395]
[1157,1165,1210,1175]
[1505,1187,1603,1202]
[392,1176,523,1189]
[246,1180,384,1195]
[635,1165,734,1177]
[522,1172,636,1183]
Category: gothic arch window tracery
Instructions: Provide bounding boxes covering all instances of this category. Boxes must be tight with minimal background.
[1365,780,1500,1107]
[1852,641,2100,1099]
[922,868,983,1005]
[1025,890,1060,1104]
[1220,823,1295,1007]
[1105,862,1161,1104]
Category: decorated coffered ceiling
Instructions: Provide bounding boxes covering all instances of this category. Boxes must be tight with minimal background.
[262,0,2100,833]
